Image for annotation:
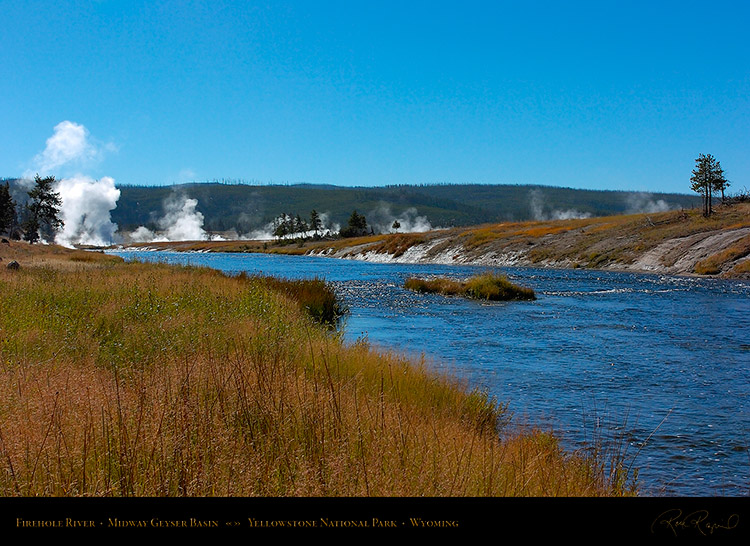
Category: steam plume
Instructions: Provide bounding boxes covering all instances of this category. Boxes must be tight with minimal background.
[243,211,339,240]
[528,189,591,221]
[159,194,208,241]
[625,192,672,213]
[26,121,121,246]
[125,192,213,242]
[55,175,121,247]
[369,204,433,233]
[29,120,112,177]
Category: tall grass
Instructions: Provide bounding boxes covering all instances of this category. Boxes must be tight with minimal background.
[0,252,631,496]
[405,273,536,301]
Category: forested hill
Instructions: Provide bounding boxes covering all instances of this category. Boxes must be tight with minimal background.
[111,183,700,233]
[2,178,701,234]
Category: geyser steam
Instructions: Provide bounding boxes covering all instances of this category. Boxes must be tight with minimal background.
[26,121,121,247]
[55,175,121,247]
[159,193,209,241]
[32,121,106,175]
[369,204,433,233]
[125,192,214,242]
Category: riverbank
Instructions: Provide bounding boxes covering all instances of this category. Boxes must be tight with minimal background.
[304,202,750,279]
[116,201,750,279]
[0,242,634,496]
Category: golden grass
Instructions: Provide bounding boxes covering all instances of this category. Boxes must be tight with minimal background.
[368,233,426,257]
[0,245,633,497]
[462,228,506,249]
[728,258,750,277]
[0,242,123,272]
[694,234,750,275]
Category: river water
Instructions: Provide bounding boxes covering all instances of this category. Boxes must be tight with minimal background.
[111,250,750,496]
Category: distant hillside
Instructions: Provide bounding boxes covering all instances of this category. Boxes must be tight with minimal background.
[2,178,702,236]
[112,182,700,233]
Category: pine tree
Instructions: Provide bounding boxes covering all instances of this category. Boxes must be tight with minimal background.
[294,214,308,236]
[22,214,40,243]
[714,164,730,203]
[309,209,322,236]
[273,213,289,239]
[690,154,727,217]
[0,182,17,236]
[340,210,368,238]
[23,174,63,242]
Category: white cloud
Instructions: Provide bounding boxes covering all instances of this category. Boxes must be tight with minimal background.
[28,120,112,177]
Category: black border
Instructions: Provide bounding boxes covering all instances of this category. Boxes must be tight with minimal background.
[3,496,748,538]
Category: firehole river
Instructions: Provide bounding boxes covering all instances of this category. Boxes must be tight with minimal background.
[111,249,750,496]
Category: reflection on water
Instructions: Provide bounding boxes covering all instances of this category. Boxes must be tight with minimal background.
[111,250,750,496]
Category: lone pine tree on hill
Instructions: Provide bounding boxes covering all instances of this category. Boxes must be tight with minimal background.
[690,154,728,217]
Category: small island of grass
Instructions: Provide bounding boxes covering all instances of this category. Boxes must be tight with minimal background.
[405,272,536,301]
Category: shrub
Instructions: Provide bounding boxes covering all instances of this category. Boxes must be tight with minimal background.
[405,273,536,301]
[239,274,347,327]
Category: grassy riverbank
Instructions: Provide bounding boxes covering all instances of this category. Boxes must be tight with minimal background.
[0,243,634,496]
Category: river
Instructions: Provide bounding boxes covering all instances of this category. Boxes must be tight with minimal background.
[110,249,750,496]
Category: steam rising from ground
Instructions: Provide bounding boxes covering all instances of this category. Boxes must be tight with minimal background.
[243,212,340,241]
[158,194,208,241]
[27,121,221,245]
[125,192,220,242]
[529,189,676,221]
[529,189,592,221]
[368,204,433,233]
[55,176,121,247]
[625,192,672,213]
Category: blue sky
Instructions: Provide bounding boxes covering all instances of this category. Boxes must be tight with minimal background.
[1,0,748,194]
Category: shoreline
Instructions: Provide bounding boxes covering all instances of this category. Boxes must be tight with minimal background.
[104,236,748,282]
[104,202,750,280]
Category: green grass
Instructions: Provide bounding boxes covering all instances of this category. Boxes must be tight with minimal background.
[405,273,536,301]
